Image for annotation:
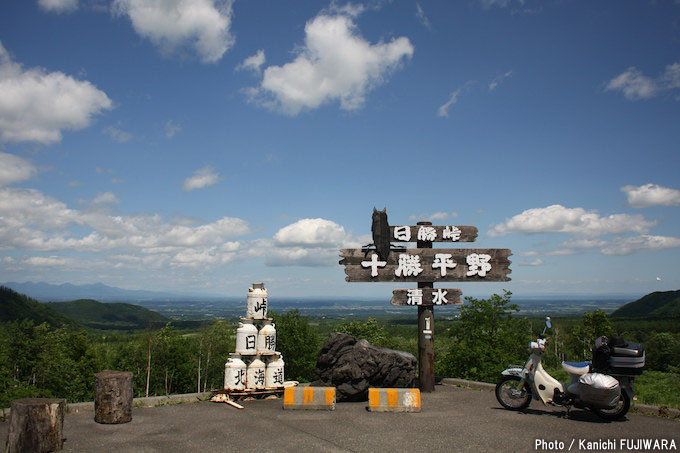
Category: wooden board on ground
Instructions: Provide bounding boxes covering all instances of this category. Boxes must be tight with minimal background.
[211,388,284,400]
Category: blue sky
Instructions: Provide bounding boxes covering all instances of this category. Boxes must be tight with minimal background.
[1,0,679,299]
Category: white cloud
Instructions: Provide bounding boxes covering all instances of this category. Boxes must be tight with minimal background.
[183,166,220,191]
[164,119,181,138]
[0,185,251,272]
[327,2,365,18]
[621,184,680,208]
[92,192,121,206]
[252,12,413,115]
[0,188,77,232]
[546,249,578,256]
[605,67,658,100]
[663,62,680,89]
[601,235,680,256]
[533,234,680,256]
[170,242,240,268]
[24,256,74,267]
[249,218,365,267]
[152,218,248,248]
[408,211,458,222]
[0,42,112,144]
[96,167,115,175]
[605,61,680,101]
[439,73,508,116]
[273,218,349,247]
[437,82,474,117]
[112,0,235,63]
[39,0,78,13]
[488,204,656,237]
[415,3,432,30]
[102,124,133,143]
[0,152,37,187]
[489,70,513,91]
[237,50,266,73]
[258,243,341,267]
[519,258,544,267]
[477,0,511,8]
[559,238,609,250]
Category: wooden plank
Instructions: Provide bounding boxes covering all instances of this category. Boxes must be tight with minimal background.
[226,400,245,409]
[389,225,478,243]
[339,248,511,282]
[391,288,463,306]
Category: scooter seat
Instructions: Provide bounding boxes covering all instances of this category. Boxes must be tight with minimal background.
[562,361,590,375]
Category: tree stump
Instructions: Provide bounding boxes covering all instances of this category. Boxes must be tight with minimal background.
[5,398,65,453]
[94,370,133,424]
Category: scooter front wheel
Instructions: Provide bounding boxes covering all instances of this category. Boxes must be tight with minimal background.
[496,376,531,411]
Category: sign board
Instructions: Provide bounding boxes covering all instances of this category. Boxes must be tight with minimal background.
[339,213,512,393]
[339,248,512,282]
[391,288,463,306]
[389,225,478,243]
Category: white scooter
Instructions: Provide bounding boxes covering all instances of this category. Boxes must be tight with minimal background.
[495,317,641,420]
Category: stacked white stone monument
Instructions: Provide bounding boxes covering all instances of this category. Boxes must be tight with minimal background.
[224,283,284,391]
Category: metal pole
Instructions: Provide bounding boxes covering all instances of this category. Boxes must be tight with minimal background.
[417,221,435,392]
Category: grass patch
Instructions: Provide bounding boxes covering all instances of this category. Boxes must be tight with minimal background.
[634,371,680,409]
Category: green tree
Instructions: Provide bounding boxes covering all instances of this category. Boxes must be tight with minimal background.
[35,329,102,402]
[0,320,105,406]
[271,309,320,382]
[196,321,234,392]
[150,324,193,396]
[336,318,387,347]
[109,336,148,397]
[567,309,614,361]
[645,332,680,373]
[439,291,531,382]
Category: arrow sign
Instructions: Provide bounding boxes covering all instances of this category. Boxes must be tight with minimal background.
[339,248,512,282]
[391,288,463,306]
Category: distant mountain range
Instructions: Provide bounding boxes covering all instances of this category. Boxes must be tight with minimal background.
[0,286,170,330]
[611,290,680,318]
[45,299,170,330]
[1,281,217,302]
[0,286,77,328]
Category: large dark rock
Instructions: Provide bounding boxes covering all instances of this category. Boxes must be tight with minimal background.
[311,333,417,401]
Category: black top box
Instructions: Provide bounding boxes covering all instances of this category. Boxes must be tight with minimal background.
[592,338,645,376]
[611,341,644,358]
[608,341,645,375]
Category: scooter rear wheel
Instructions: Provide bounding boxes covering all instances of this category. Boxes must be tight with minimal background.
[495,376,531,411]
[592,391,631,421]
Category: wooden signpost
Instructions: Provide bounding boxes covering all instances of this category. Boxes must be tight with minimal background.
[339,216,512,392]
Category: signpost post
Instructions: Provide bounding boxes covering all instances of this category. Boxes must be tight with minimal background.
[339,215,511,392]
[417,222,435,392]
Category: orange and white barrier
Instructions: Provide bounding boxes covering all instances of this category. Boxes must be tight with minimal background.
[367,388,421,412]
[283,386,336,410]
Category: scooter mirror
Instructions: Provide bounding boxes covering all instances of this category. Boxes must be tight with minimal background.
[545,317,552,329]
